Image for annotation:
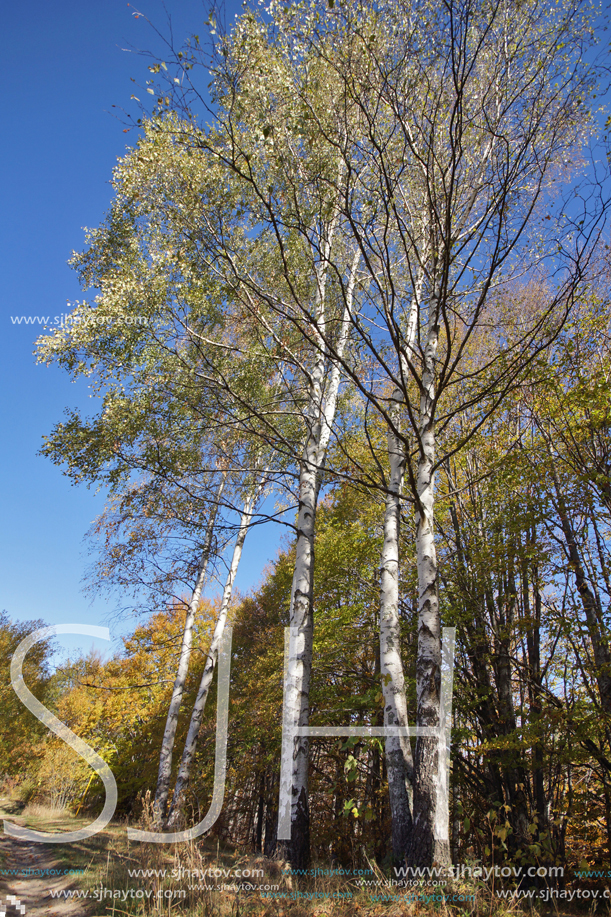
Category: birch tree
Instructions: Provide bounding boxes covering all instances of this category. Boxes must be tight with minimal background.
[166,478,264,828]
[152,472,226,824]
[250,0,605,866]
[153,26,367,865]
[128,0,606,865]
[39,90,363,861]
[37,117,290,831]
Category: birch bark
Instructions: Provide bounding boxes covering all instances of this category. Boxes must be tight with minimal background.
[379,391,414,863]
[153,473,226,825]
[378,272,423,862]
[406,290,450,866]
[281,417,320,868]
[166,483,260,829]
[280,248,359,868]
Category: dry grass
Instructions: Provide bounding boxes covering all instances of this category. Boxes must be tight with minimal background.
[0,794,575,917]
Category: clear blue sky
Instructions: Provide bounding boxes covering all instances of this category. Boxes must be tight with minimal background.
[0,0,278,664]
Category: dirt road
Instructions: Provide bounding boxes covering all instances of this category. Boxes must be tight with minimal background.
[0,804,88,917]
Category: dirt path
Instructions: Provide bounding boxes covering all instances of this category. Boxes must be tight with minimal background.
[0,805,89,917]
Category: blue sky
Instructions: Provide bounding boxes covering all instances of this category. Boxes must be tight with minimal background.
[0,0,279,664]
[1,1,609,667]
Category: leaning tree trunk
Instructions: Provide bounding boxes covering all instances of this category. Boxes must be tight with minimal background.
[153,473,226,826]
[166,483,260,829]
[406,305,451,867]
[380,390,414,864]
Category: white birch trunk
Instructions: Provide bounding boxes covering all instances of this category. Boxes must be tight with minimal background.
[153,474,226,825]
[281,434,319,867]
[280,246,358,868]
[165,484,259,829]
[281,309,329,868]
[316,249,360,468]
[379,273,422,862]
[379,390,414,863]
[406,296,450,866]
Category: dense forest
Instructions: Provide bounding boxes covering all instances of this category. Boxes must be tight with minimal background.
[3,0,611,895]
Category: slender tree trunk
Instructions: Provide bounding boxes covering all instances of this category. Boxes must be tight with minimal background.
[264,771,279,858]
[316,248,360,467]
[523,557,547,840]
[280,405,321,868]
[153,474,226,825]
[280,250,359,868]
[378,274,422,863]
[254,768,265,853]
[379,390,414,863]
[166,484,259,829]
[494,563,530,851]
[406,305,450,867]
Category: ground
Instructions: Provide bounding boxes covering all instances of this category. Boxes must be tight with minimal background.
[0,798,600,917]
[0,799,87,916]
